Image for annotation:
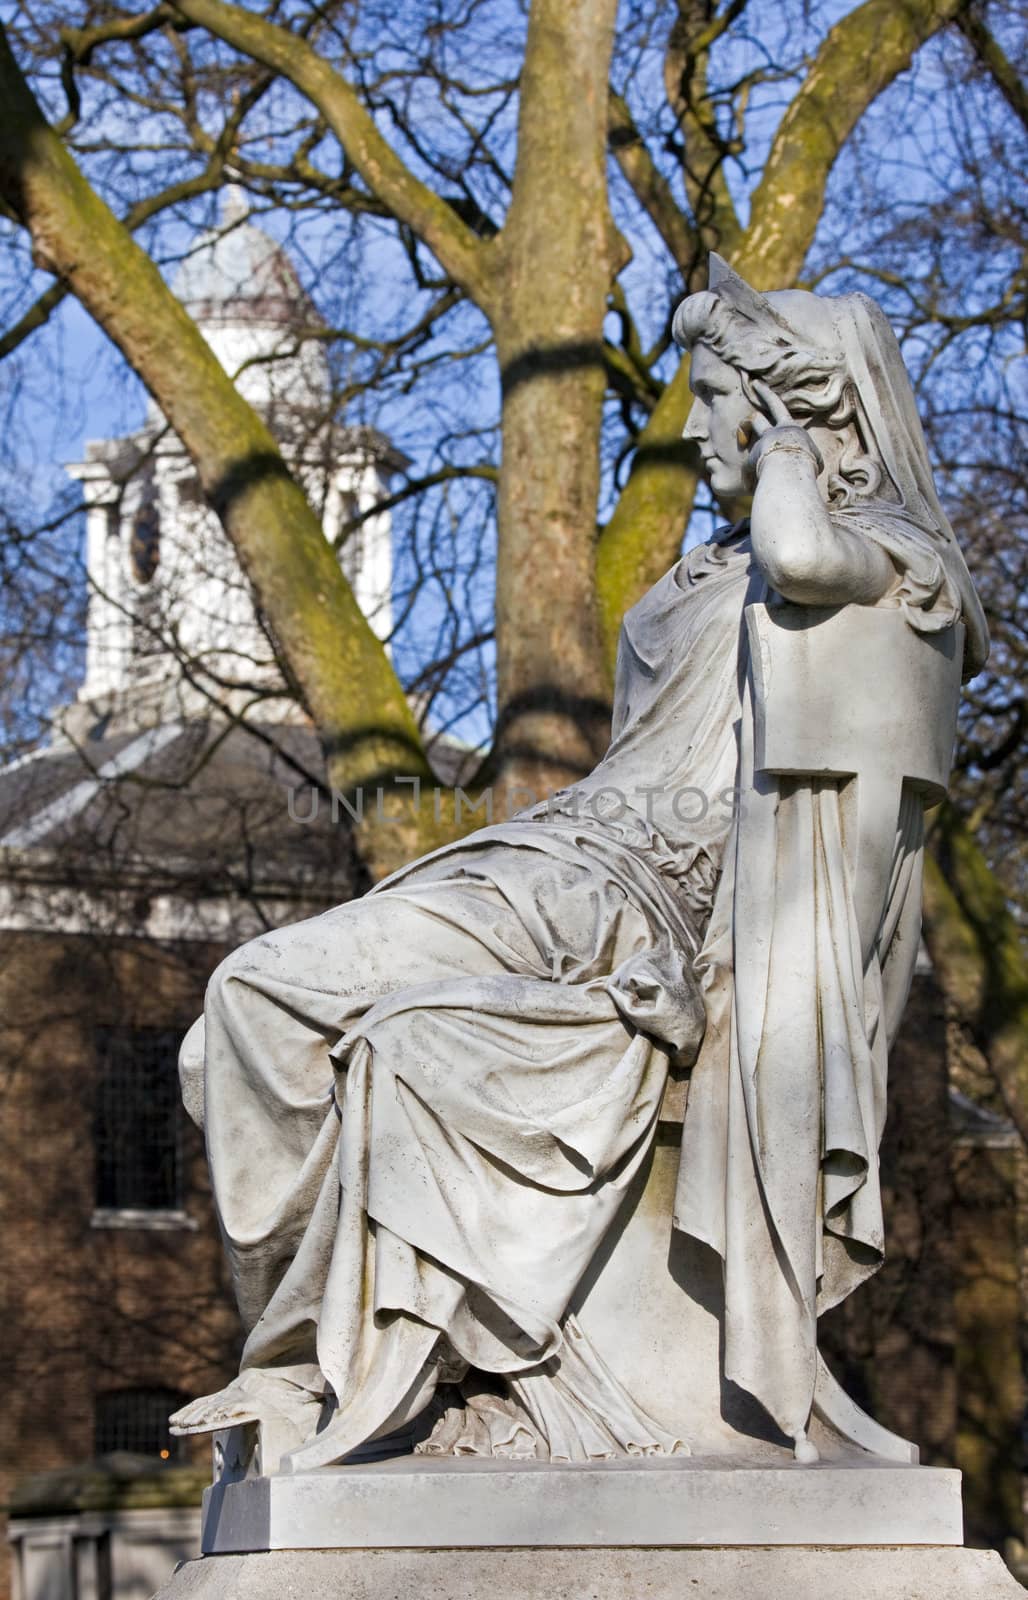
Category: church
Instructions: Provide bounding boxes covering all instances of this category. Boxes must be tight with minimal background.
[0,195,402,1599]
[0,200,1024,1600]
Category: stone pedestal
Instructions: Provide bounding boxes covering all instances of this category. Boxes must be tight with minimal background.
[199,1457,962,1553]
[153,1543,1024,1598]
[147,1136,1024,1597]
[145,1456,1026,1598]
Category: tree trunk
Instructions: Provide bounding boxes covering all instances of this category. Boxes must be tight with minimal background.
[923,806,1028,1151]
[487,0,626,802]
[595,360,701,672]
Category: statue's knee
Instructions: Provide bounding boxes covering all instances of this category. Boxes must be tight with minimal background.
[206,936,273,1010]
[178,1015,205,1130]
[206,949,241,1012]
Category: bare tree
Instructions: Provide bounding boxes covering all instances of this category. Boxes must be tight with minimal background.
[0,1,1025,1566]
[0,0,1023,1093]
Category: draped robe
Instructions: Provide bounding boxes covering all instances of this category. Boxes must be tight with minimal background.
[186,514,954,1457]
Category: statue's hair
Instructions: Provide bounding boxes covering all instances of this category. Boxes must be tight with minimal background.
[674,259,988,671]
[672,289,853,427]
[674,286,888,505]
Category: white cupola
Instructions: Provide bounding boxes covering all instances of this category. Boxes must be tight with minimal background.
[169,184,331,417]
[66,189,397,733]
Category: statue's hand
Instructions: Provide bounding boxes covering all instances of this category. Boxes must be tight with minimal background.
[745,380,824,480]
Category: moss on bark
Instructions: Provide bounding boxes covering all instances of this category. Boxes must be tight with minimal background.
[924,806,1028,1151]
[595,358,701,672]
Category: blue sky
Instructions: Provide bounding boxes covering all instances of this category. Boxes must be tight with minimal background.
[0,0,1020,751]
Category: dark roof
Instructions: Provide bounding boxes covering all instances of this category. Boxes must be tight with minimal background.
[0,716,478,908]
[0,720,362,901]
[73,419,409,479]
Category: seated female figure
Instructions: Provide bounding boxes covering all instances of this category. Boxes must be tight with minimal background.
[171,259,986,1472]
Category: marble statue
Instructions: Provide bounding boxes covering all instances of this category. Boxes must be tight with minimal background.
[170,256,987,1478]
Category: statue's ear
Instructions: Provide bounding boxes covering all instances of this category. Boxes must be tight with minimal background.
[707,254,793,339]
[738,370,763,411]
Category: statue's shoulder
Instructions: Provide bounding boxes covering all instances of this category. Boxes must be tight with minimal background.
[622,521,753,636]
[710,518,751,548]
[670,519,752,591]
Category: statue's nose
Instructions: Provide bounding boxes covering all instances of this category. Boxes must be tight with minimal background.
[683,401,704,442]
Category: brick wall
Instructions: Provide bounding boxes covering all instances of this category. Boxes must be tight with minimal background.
[0,931,241,1600]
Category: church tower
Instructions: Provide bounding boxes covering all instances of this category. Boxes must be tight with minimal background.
[66,189,398,736]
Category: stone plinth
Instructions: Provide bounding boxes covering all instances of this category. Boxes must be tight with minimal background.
[199,1456,961,1554]
[152,1544,1024,1598]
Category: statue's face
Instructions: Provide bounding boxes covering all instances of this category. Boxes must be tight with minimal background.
[683,343,752,499]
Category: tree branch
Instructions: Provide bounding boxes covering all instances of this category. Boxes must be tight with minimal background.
[607,88,699,278]
[740,0,963,287]
[956,6,1028,134]
[168,0,496,306]
[663,0,744,260]
[0,279,67,360]
[332,464,498,552]
[0,21,429,801]
[59,6,181,64]
[57,5,187,130]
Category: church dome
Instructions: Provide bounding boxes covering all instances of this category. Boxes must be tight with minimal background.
[168,186,330,413]
[173,188,316,327]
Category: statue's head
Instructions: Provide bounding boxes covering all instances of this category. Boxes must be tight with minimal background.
[672,255,990,677]
[673,256,880,505]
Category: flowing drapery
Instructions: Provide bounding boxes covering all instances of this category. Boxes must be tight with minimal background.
[186,390,973,1453]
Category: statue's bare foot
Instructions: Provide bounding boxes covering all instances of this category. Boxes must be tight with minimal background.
[170,1369,324,1438]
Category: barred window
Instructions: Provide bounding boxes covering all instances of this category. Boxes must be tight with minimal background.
[176,474,204,508]
[94,1028,182,1212]
[95,1387,187,1461]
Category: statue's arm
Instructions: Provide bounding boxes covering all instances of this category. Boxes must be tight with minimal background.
[747,382,895,607]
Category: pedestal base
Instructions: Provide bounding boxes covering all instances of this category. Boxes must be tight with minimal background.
[153,1544,1024,1598]
[200,1458,962,1553]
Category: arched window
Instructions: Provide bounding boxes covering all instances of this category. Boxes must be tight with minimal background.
[130,501,160,584]
[338,491,364,588]
[95,1387,188,1461]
